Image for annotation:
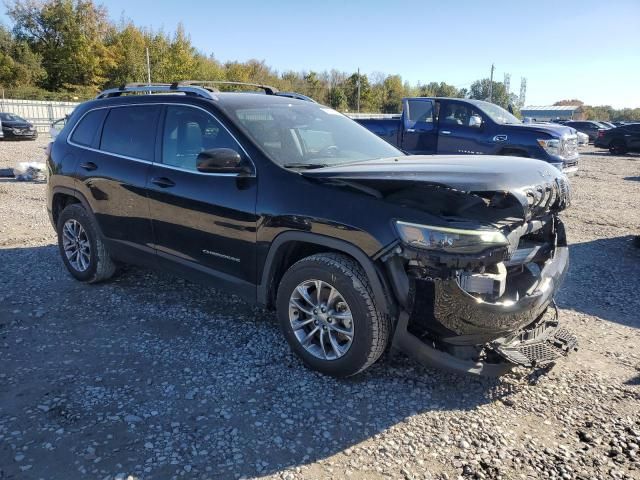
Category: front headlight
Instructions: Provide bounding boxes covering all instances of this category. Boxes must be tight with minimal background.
[395,221,509,254]
[537,138,562,156]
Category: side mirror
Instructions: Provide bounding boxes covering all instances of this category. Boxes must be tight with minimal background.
[196,148,251,174]
[469,115,483,128]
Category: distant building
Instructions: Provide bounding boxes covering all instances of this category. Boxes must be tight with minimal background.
[520,105,581,121]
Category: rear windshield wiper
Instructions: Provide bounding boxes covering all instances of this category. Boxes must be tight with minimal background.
[283,163,329,170]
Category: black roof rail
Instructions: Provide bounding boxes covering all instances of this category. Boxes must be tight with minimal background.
[96,82,217,100]
[273,91,318,103]
[96,81,318,102]
[179,80,279,95]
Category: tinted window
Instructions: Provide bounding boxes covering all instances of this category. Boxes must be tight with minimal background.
[70,109,107,147]
[406,100,434,130]
[162,105,240,171]
[100,106,160,160]
[440,103,483,128]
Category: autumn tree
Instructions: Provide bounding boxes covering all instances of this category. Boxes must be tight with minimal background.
[7,0,114,91]
[469,78,510,108]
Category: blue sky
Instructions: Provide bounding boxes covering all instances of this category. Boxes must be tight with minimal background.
[3,0,639,107]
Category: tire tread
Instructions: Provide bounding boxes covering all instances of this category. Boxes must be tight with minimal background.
[283,252,390,376]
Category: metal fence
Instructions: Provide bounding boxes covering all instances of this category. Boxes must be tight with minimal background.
[0,98,79,133]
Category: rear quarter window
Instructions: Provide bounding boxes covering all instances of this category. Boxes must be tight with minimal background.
[100,106,160,160]
[70,109,107,147]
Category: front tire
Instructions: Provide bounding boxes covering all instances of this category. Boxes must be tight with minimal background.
[276,253,390,377]
[57,204,116,283]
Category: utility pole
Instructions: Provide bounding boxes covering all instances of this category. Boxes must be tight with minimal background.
[146,47,151,84]
[356,67,361,113]
[488,63,495,103]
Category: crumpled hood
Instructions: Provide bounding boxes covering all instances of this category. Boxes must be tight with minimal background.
[302,155,571,218]
[302,155,565,192]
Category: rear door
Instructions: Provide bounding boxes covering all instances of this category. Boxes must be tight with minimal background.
[146,104,259,297]
[400,98,437,154]
[72,104,159,263]
[436,101,488,155]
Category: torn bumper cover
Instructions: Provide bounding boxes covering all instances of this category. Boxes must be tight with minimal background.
[390,245,577,376]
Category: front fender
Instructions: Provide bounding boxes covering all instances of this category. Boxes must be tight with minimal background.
[257,230,395,316]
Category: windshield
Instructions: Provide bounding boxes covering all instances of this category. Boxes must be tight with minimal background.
[229,103,403,168]
[477,102,521,125]
[0,113,27,123]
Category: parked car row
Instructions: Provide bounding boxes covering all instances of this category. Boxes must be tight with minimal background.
[594,122,640,154]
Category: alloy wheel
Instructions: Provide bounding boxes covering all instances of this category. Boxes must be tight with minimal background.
[62,219,91,272]
[288,279,354,360]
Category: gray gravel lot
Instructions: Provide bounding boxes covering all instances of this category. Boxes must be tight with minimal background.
[0,138,639,480]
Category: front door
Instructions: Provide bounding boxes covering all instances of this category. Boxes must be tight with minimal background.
[146,104,259,296]
[400,98,437,154]
[437,101,488,155]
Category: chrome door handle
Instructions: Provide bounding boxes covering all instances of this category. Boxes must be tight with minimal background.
[441,130,451,135]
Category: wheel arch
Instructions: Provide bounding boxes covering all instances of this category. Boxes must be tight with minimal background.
[258,231,395,316]
[51,187,103,236]
[498,147,530,157]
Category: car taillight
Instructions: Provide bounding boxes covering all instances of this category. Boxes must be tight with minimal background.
[597,130,605,137]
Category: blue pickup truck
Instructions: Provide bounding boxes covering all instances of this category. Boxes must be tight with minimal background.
[351,97,579,173]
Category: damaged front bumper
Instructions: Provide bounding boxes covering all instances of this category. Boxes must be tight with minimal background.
[392,302,577,376]
[386,227,577,376]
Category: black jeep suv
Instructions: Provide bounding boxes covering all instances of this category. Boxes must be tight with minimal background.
[46,82,576,377]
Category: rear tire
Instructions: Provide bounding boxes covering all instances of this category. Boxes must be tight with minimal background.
[609,139,627,155]
[276,253,390,377]
[57,204,116,283]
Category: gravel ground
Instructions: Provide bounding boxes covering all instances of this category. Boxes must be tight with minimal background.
[0,138,639,480]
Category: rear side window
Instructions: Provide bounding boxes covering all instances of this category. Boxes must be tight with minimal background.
[70,109,107,147]
[405,100,434,130]
[100,106,160,161]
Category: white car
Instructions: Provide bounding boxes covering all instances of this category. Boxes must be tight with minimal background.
[575,130,589,146]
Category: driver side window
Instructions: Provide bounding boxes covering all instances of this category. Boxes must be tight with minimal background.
[162,105,240,171]
[440,103,483,129]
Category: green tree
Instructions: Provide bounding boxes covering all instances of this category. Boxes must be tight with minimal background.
[0,24,45,87]
[418,81,461,98]
[7,0,114,92]
[469,78,510,108]
[343,72,371,112]
[380,74,404,113]
[104,23,147,86]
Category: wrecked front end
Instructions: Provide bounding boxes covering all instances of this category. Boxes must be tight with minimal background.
[381,176,577,375]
